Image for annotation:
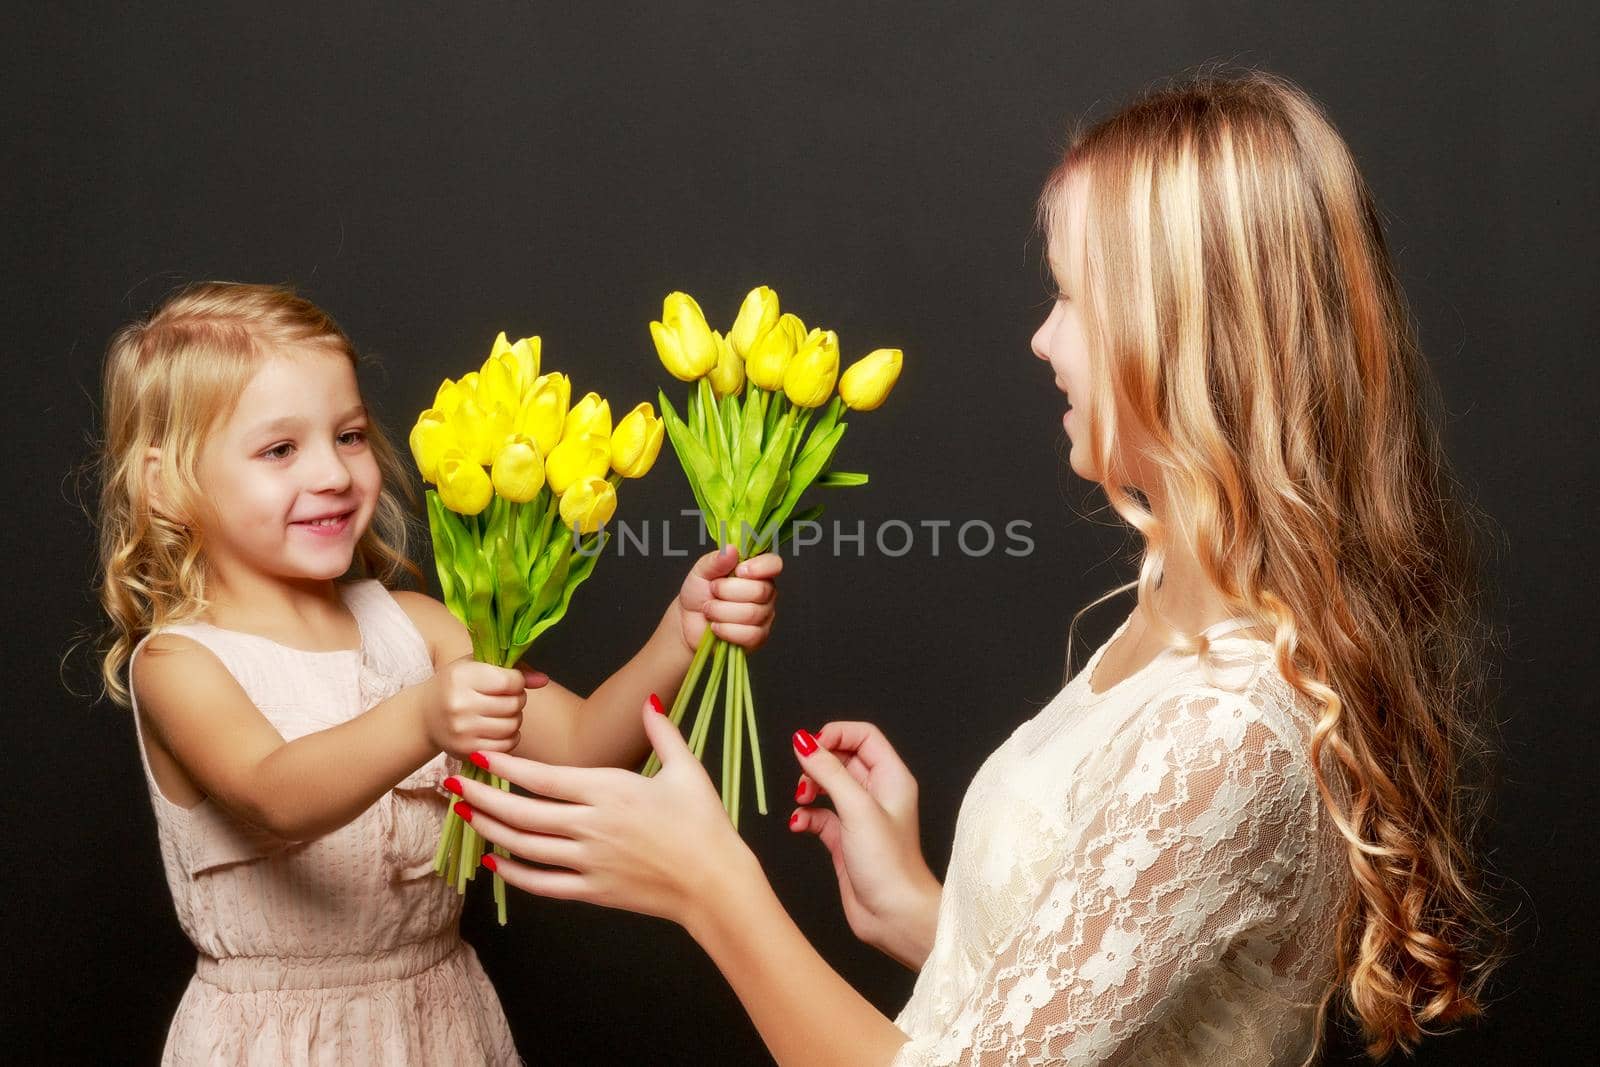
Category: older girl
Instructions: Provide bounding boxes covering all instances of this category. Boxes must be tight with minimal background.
[456,71,1498,1064]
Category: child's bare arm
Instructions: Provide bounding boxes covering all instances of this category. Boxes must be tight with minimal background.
[133,633,526,841]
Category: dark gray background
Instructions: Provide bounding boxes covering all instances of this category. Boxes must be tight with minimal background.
[7,2,1595,1062]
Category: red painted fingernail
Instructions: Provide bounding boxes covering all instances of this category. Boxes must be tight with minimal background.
[469,752,490,770]
[649,693,665,714]
[481,853,498,873]
[443,776,464,796]
[454,801,473,823]
[789,811,801,828]
[795,780,807,802]
[792,729,817,756]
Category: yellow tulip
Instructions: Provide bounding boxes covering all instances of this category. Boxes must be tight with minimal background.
[650,291,720,381]
[563,391,612,442]
[727,285,779,359]
[560,476,617,535]
[746,312,807,391]
[516,372,570,456]
[490,435,545,503]
[611,402,665,479]
[434,378,465,418]
[437,450,493,515]
[707,330,745,398]
[484,332,540,393]
[507,335,541,393]
[545,432,612,495]
[408,408,458,484]
[448,393,514,467]
[488,331,514,362]
[838,348,903,411]
[783,328,840,408]
[477,353,523,416]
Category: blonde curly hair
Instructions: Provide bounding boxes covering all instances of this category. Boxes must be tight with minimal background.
[92,281,422,707]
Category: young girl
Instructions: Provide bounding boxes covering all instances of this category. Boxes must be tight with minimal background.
[451,71,1500,1064]
[93,281,783,1065]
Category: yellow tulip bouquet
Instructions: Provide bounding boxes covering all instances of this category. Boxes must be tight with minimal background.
[646,285,902,826]
[410,332,663,923]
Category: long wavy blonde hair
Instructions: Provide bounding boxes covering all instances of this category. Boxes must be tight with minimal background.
[93,281,422,707]
[1041,72,1502,1058]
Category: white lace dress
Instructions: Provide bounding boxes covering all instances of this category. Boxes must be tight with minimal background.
[891,615,1348,1066]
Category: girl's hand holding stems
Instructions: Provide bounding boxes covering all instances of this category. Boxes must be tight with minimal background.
[454,700,941,1067]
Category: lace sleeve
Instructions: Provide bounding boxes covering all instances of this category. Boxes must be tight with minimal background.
[894,685,1317,1066]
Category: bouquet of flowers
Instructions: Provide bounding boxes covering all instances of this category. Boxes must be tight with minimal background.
[645,286,902,826]
[409,331,663,923]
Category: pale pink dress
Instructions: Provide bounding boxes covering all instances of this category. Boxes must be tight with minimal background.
[129,578,521,1066]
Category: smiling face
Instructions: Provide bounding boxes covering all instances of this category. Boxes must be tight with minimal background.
[192,344,380,587]
[1032,168,1101,482]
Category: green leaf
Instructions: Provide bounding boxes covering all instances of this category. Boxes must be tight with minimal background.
[736,408,796,533]
[761,423,846,539]
[534,547,574,619]
[739,388,766,470]
[721,392,741,472]
[773,504,826,551]
[686,385,704,441]
[509,533,607,659]
[483,494,510,552]
[762,387,786,441]
[425,492,465,617]
[660,389,732,515]
[699,378,731,475]
[783,406,814,469]
[531,525,575,615]
[756,468,790,534]
[494,531,528,651]
[798,397,845,463]
[816,471,869,487]
[511,497,535,575]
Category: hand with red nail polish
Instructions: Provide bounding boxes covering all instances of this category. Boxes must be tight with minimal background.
[444,696,761,930]
[788,720,943,970]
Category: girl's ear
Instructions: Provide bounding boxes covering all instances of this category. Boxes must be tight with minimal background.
[142,446,184,527]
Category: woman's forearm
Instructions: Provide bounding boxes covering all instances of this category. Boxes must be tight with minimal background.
[875,869,944,971]
[685,854,911,1067]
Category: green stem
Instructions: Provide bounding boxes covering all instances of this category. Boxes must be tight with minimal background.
[729,647,744,827]
[434,794,463,876]
[459,819,477,894]
[493,774,509,925]
[687,640,728,760]
[741,648,766,815]
[642,626,717,777]
[721,646,734,815]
